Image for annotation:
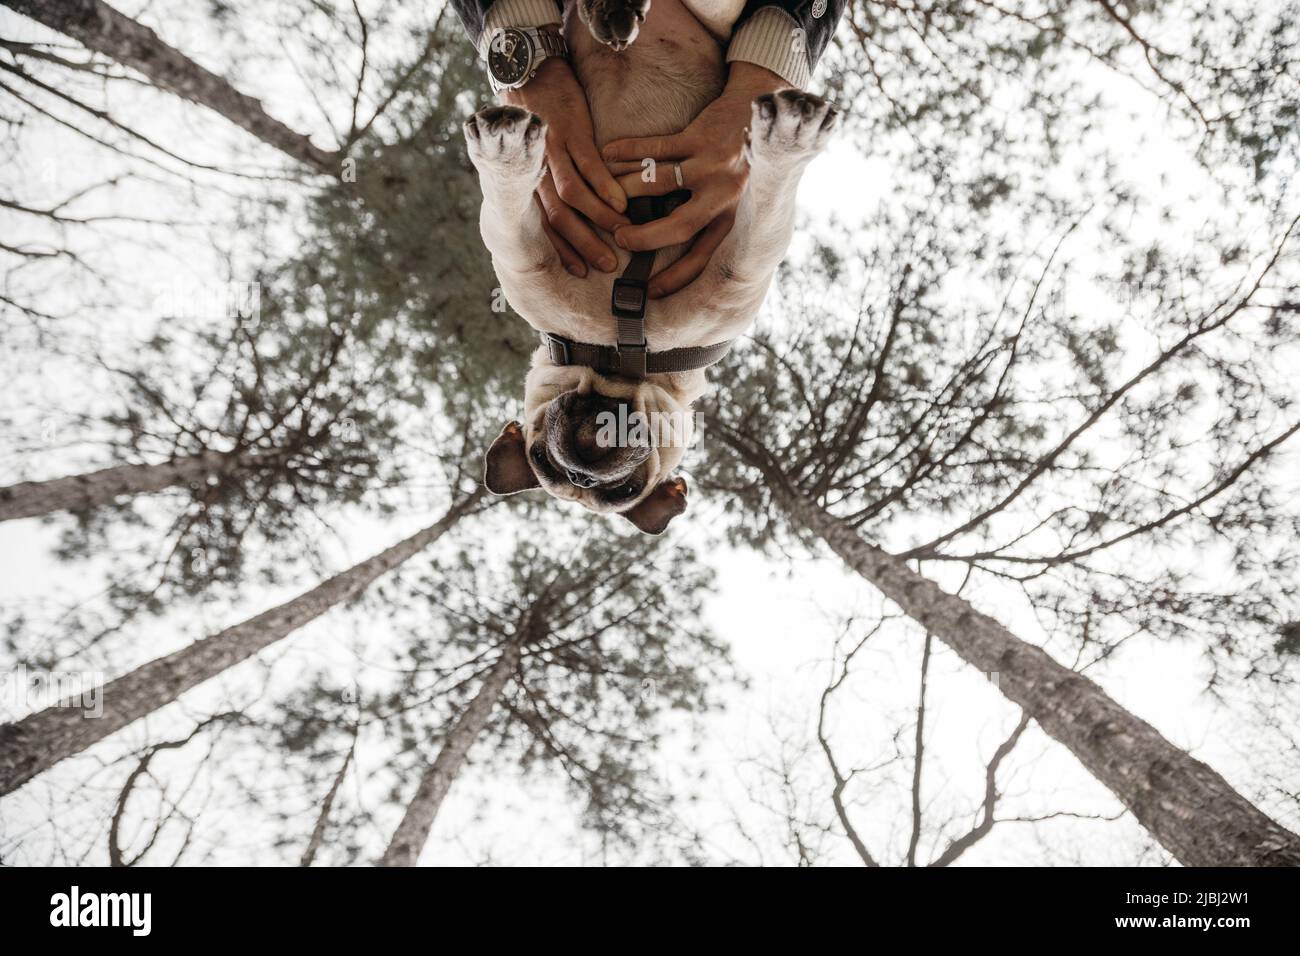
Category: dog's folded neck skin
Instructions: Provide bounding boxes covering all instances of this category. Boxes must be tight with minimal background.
[524,345,708,446]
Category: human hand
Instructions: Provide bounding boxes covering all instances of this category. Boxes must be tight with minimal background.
[600,62,787,297]
[502,57,628,276]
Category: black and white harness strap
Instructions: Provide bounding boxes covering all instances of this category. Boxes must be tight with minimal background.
[541,190,734,380]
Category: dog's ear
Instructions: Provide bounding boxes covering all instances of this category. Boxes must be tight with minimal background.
[622,476,688,535]
[484,421,540,495]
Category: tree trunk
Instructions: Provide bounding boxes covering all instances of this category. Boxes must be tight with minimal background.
[300,737,355,867]
[3,0,338,173]
[0,448,282,522]
[0,489,484,796]
[377,641,520,867]
[768,479,1300,867]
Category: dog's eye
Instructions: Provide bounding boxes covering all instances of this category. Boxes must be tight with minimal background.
[529,444,561,481]
[606,480,641,503]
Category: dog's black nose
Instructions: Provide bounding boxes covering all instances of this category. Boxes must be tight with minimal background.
[566,469,598,488]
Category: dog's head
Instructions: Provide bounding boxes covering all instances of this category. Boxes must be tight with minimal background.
[483,360,699,534]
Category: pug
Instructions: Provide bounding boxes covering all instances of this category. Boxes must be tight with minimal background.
[466,0,837,533]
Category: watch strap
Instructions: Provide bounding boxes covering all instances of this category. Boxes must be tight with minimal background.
[532,24,567,59]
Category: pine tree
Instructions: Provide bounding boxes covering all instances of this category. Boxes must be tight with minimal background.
[0,488,486,796]
[4,0,338,171]
[700,209,1300,864]
[375,515,731,864]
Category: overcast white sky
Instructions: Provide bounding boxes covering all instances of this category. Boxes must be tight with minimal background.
[1,0,1296,865]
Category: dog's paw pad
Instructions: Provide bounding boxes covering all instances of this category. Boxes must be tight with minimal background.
[749,90,839,161]
[580,0,651,52]
[464,105,545,167]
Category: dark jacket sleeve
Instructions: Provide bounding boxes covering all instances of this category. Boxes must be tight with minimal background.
[729,0,847,83]
[448,0,491,41]
[453,0,844,83]
[448,0,563,47]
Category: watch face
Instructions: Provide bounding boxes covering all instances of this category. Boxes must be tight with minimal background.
[488,28,533,86]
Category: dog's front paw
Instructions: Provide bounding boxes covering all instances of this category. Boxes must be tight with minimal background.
[747,90,839,166]
[464,105,546,181]
[578,0,651,52]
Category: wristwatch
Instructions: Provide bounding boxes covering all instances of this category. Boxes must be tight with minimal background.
[485,25,569,94]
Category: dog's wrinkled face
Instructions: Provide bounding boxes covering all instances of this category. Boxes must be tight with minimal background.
[484,365,693,534]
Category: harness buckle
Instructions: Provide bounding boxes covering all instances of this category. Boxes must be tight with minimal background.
[546,334,571,366]
[611,277,648,320]
[617,341,648,378]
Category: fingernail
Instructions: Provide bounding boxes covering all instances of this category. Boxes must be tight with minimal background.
[567,264,585,277]
[599,255,617,272]
[647,285,662,298]
[614,233,628,249]
[607,192,627,213]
